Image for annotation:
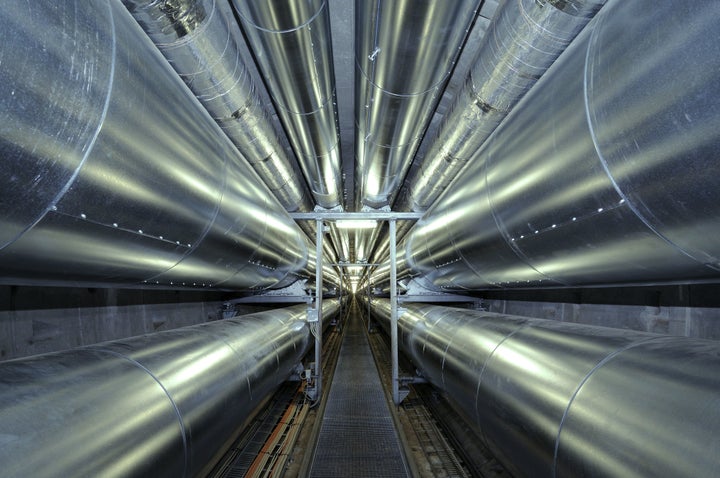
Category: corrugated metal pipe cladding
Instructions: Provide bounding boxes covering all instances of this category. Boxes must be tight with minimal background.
[0,300,339,478]
[368,299,720,477]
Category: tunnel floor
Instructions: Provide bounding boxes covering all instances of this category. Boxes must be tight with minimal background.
[307,306,411,477]
[209,301,498,477]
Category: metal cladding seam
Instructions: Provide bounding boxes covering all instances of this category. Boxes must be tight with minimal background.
[368,298,720,477]
[403,0,720,290]
[354,0,481,210]
[0,300,340,478]
[121,0,312,213]
[405,0,605,213]
[0,0,308,290]
[352,0,480,278]
[232,0,343,210]
[370,0,606,278]
[355,0,480,208]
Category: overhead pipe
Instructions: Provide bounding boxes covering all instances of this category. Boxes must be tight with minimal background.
[405,0,720,290]
[121,0,312,213]
[0,0,307,290]
[369,299,720,477]
[0,300,340,478]
[352,0,480,274]
[371,0,605,273]
[404,0,605,212]
[120,0,329,266]
[355,0,481,209]
[232,0,344,210]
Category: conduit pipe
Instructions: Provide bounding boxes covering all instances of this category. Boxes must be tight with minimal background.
[369,299,720,477]
[405,0,605,212]
[372,0,605,272]
[121,0,312,213]
[353,0,480,274]
[405,0,720,290]
[232,0,343,209]
[0,300,340,478]
[0,0,307,290]
[355,0,481,209]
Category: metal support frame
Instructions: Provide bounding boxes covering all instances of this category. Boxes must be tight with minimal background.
[290,211,422,221]
[389,218,401,405]
[314,219,324,401]
[291,211,422,406]
[366,279,372,333]
[337,267,344,328]
[397,278,484,308]
[224,280,312,305]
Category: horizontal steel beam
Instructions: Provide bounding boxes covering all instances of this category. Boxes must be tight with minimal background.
[331,263,382,267]
[289,211,423,221]
[397,294,483,304]
[226,296,312,304]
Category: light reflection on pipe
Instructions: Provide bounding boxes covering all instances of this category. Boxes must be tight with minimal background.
[405,0,720,290]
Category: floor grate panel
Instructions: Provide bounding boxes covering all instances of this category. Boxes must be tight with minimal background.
[308,311,410,478]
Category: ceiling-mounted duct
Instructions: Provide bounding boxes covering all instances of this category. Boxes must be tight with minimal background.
[122,0,312,213]
[0,0,307,290]
[405,0,720,290]
[405,0,605,212]
[233,0,344,210]
[354,0,481,209]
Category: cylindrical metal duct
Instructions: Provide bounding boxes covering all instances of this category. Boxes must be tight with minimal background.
[0,300,340,478]
[369,299,720,477]
[405,0,720,290]
[405,0,605,212]
[232,0,343,209]
[355,0,481,209]
[0,0,307,290]
[121,0,312,213]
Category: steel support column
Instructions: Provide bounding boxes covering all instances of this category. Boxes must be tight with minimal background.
[315,219,324,401]
[367,279,372,334]
[389,218,400,405]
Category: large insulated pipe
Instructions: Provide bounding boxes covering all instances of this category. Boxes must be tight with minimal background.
[405,0,720,290]
[232,0,343,209]
[0,0,307,290]
[352,0,480,277]
[374,0,606,270]
[0,300,340,478]
[405,0,605,212]
[121,0,312,213]
[369,299,720,477]
[355,0,481,209]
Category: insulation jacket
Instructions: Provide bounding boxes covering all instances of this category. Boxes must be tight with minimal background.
[232,0,343,209]
[354,0,481,209]
[0,0,308,290]
[0,300,339,478]
[373,0,604,275]
[369,299,720,477]
[404,0,720,290]
[406,0,605,212]
[121,0,311,213]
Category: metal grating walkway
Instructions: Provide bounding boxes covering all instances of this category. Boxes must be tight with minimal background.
[308,308,410,477]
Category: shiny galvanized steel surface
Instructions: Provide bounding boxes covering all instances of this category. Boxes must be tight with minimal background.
[0,0,307,290]
[354,0,481,208]
[406,0,604,212]
[233,0,343,209]
[0,300,340,478]
[122,0,311,212]
[405,0,720,290]
[369,299,720,477]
